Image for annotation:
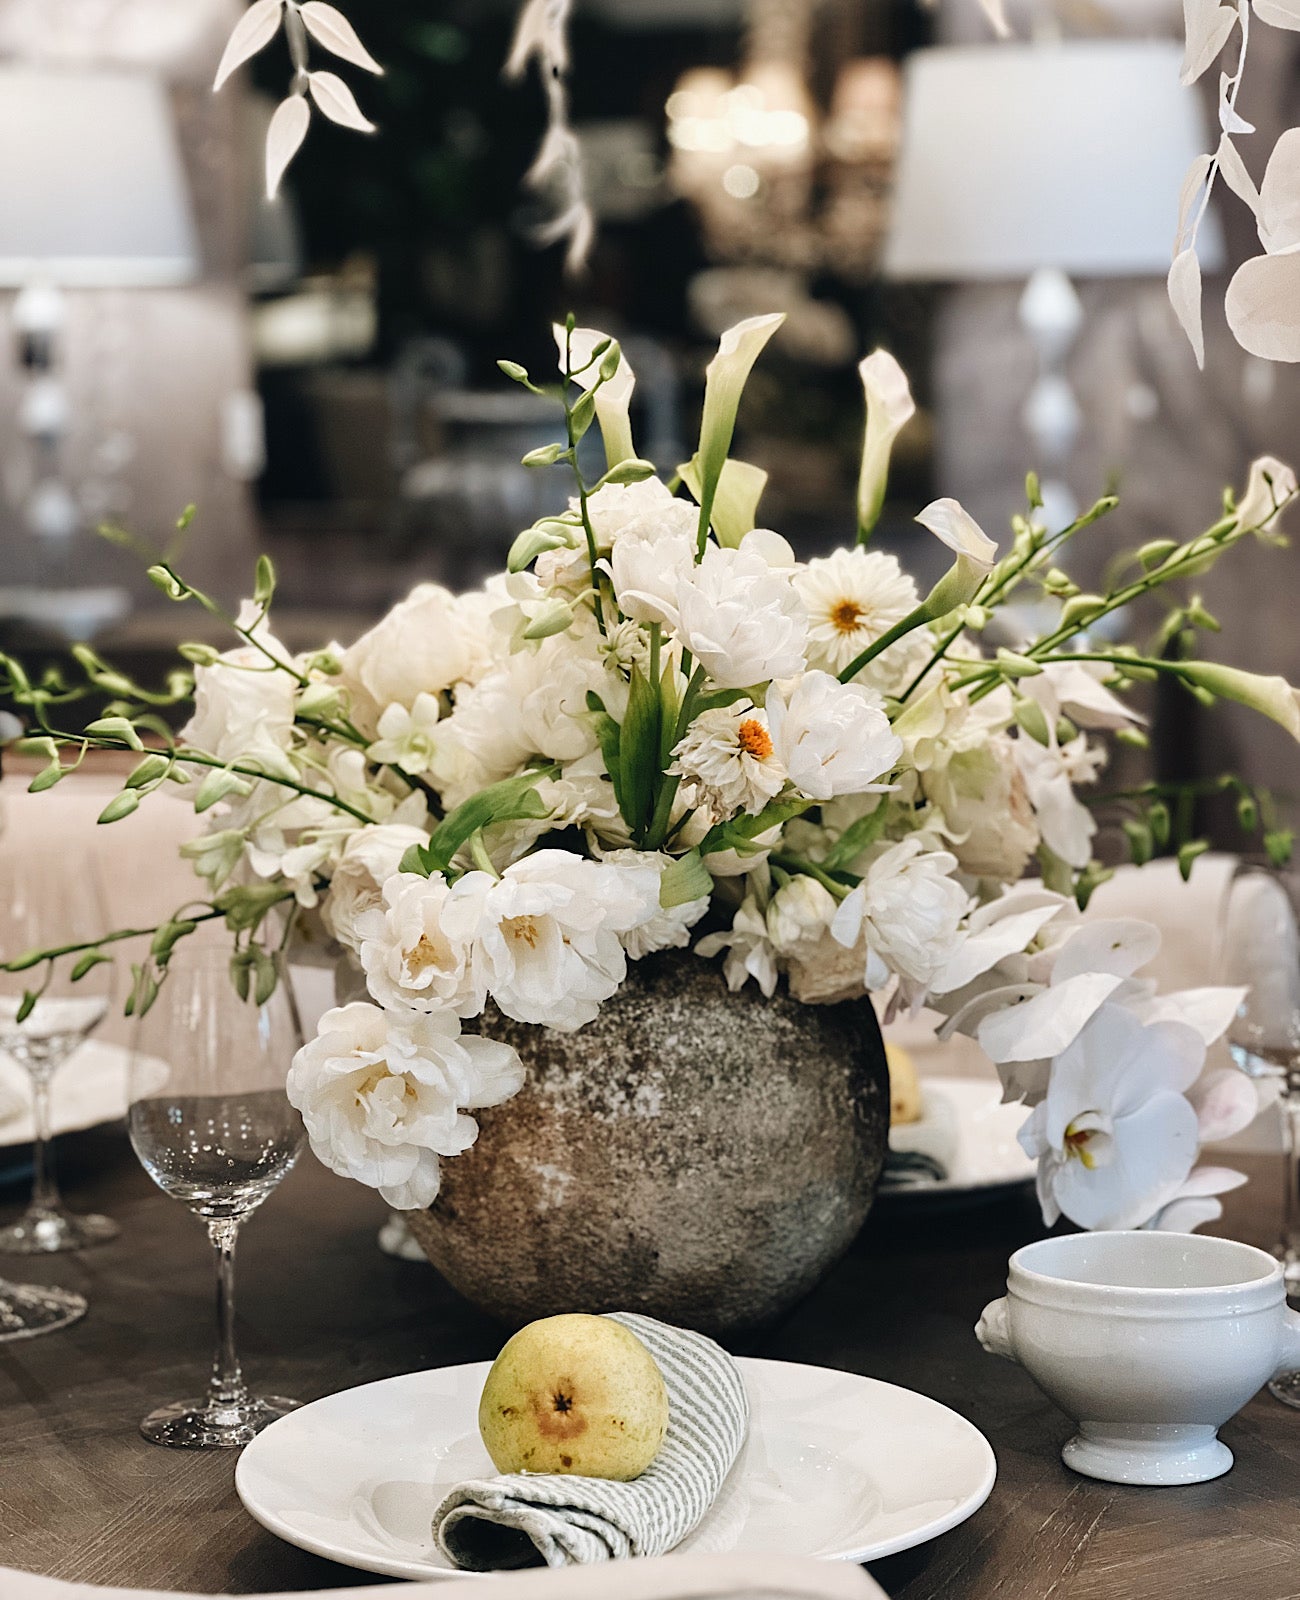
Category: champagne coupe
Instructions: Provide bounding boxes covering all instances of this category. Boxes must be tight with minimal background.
[1218,864,1300,1406]
[128,946,306,1448]
[0,845,117,1256]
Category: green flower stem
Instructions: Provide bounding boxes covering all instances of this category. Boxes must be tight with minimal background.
[837,606,932,686]
[768,852,858,900]
[563,325,609,639]
[643,664,707,851]
[1,907,226,975]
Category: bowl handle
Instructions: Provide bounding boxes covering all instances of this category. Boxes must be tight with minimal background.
[976,1296,1017,1363]
[1273,1307,1300,1381]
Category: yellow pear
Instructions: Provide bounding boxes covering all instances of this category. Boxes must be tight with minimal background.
[478,1313,669,1479]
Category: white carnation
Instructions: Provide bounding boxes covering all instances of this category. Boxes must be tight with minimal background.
[765,671,901,802]
[831,837,972,994]
[286,1002,524,1210]
[668,701,787,817]
[675,543,807,689]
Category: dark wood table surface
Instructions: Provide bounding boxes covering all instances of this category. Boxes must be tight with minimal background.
[4,1132,1300,1599]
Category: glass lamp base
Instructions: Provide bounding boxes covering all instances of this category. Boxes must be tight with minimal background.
[1270,1370,1300,1409]
[0,1206,119,1255]
[0,1278,87,1341]
[140,1394,300,1450]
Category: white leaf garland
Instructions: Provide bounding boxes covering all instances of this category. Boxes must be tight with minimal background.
[213,0,284,93]
[1175,151,1215,250]
[1169,247,1207,369]
[1181,0,1238,83]
[1226,253,1300,358]
[1253,0,1300,27]
[1257,126,1300,253]
[299,3,384,75]
[309,70,376,132]
[1215,134,1261,213]
[266,93,310,199]
[978,0,1012,37]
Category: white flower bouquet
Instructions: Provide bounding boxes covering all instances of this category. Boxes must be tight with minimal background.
[3,314,1298,1236]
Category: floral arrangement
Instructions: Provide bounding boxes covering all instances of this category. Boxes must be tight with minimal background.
[3,315,1299,1239]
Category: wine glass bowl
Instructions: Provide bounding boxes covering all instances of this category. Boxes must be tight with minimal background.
[128,947,306,1448]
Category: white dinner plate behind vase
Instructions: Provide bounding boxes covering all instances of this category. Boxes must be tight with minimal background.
[235,1359,996,1578]
[977,1231,1300,1486]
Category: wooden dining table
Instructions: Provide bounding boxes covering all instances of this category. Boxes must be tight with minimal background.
[2,1128,1298,1600]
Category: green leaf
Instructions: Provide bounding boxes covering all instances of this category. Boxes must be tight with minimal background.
[679,456,768,548]
[591,711,624,815]
[824,802,890,871]
[413,769,556,877]
[71,952,112,982]
[618,665,661,838]
[254,553,277,607]
[98,791,141,825]
[659,849,712,909]
[125,754,171,789]
[1177,839,1210,881]
[84,716,144,751]
[195,769,254,813]
[699,796,811,860]
[399,843,430,878]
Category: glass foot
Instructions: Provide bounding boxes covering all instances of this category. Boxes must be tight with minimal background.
[1270,1370,1300,1408]
[139,1394,300,1450]
[0,1206,119,1254]
[0,1278,87,1341]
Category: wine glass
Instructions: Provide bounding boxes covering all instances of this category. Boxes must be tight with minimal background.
[128,946,306,1448]
[0,845,118,1254]
[1218,863,1300,1406]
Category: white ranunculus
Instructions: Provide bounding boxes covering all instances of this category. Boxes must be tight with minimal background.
[447,848,661,1031]
[598,848,711,960]
[342,584,484,720]
[583,475,698,551]
[668,701,787,817]
[180,604,296,772]
[695,894,780,997]
[366,693,444,775]
[1017,1003,1204,1230]
[675,544,807,690]
[925,737,1039,881]
[794,546,919,681]
[603,527,696,628]
[1015,731,1104,869]
[765,671,901,802]
[767,875,838,957]
[323,823,429,954]
[358,872,480,1017]
[831,838,971,996]
[286,1002,524,1210]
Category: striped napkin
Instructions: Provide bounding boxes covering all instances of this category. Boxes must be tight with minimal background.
[433,1313,749,1571]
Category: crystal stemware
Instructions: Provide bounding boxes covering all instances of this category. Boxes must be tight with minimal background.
[1217,863,1300,1406]
[0,844,118,1255]
[128,946,306,1448]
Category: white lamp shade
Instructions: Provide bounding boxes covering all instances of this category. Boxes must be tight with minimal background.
[884,41,1225,281]
[0,66,199,287]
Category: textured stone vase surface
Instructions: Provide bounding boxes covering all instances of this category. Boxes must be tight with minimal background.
[405,949,890,1334]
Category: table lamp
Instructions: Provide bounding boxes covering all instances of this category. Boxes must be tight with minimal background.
[0,65,199,638]
[884,39,1223,528]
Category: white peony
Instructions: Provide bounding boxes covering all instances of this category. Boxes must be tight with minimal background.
[925,738,1039,881]
[765,671,901,802]
[695,894,780,997]
[323,823,429,954]
[1018,1003,1204,1231]
[358,872,479,1016]
[603,527,696,628]
[366,693,444,776]
[286,1002,524,1210]
[342,584,484,721]
[831,838,972,995]
[583,476,698,550]
[447,848,661,1031]
[675,543,807,689]
[668,701,787,817]
[794,547,919,679]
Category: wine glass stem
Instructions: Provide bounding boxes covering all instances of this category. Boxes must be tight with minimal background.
[28,1065,61,1214]
[207,1218,248,1411]
[1282,1086,1300,1272]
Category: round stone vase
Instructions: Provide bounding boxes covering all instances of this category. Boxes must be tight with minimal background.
[405,949,890,1335]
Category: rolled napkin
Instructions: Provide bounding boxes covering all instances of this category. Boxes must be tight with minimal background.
[433,1312,749,1571]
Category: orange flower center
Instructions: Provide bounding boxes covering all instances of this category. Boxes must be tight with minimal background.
[737,719,774,760]
[831,598,866,633]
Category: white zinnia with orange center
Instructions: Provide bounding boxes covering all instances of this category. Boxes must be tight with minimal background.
[668,702,787,818]
[794,547,919,679]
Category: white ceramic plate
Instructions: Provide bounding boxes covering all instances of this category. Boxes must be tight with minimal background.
[881,1076,1036,1199]
[0,1040,129,1148]
[235,1358,996,1579]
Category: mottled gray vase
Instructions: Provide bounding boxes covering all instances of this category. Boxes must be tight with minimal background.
[405,949,890,1335]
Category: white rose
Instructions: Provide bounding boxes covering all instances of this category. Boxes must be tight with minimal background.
[286,1002,524,1210]
[322,824,429,954]
[342,584,483,720]
[925,738,1039,882]
[831,837,972,995]
[358,872,480,1016]
[675,544,807,690]
[765,671,901,802]
[447,848,661,1032]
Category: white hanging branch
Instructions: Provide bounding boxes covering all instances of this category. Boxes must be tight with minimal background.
[213,0,382,199]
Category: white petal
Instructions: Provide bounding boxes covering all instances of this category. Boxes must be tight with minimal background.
[1181,0,1238,84]
[914,498,997,569]
[1051,919,1161,984]
[694,315,785,521]
[1168,246,1206,369]
[1254,0,1300,27]
[1138,985,1247,1045]
[1226,252,1300,360]
[1219,70,1256,134]
[1215,135,1260,216]
[1188,1068,1260,1141]
[309,70,376,133]
[1148,1196,1222,1232]
[977,971,1124,1064]
[266,95,310,200]
[214,0,283,92]
[299,2,384,73]
[978,0,1012,35]
[1175,151,1215,250]
[1174,1162,1250,1198]
[930,905,1063,997]
[1258,128,1300,253]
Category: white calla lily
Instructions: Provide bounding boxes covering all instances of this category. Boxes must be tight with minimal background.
[856,350,916,540]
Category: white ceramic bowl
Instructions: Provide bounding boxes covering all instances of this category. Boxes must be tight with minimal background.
[977,1231,1300,1485]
